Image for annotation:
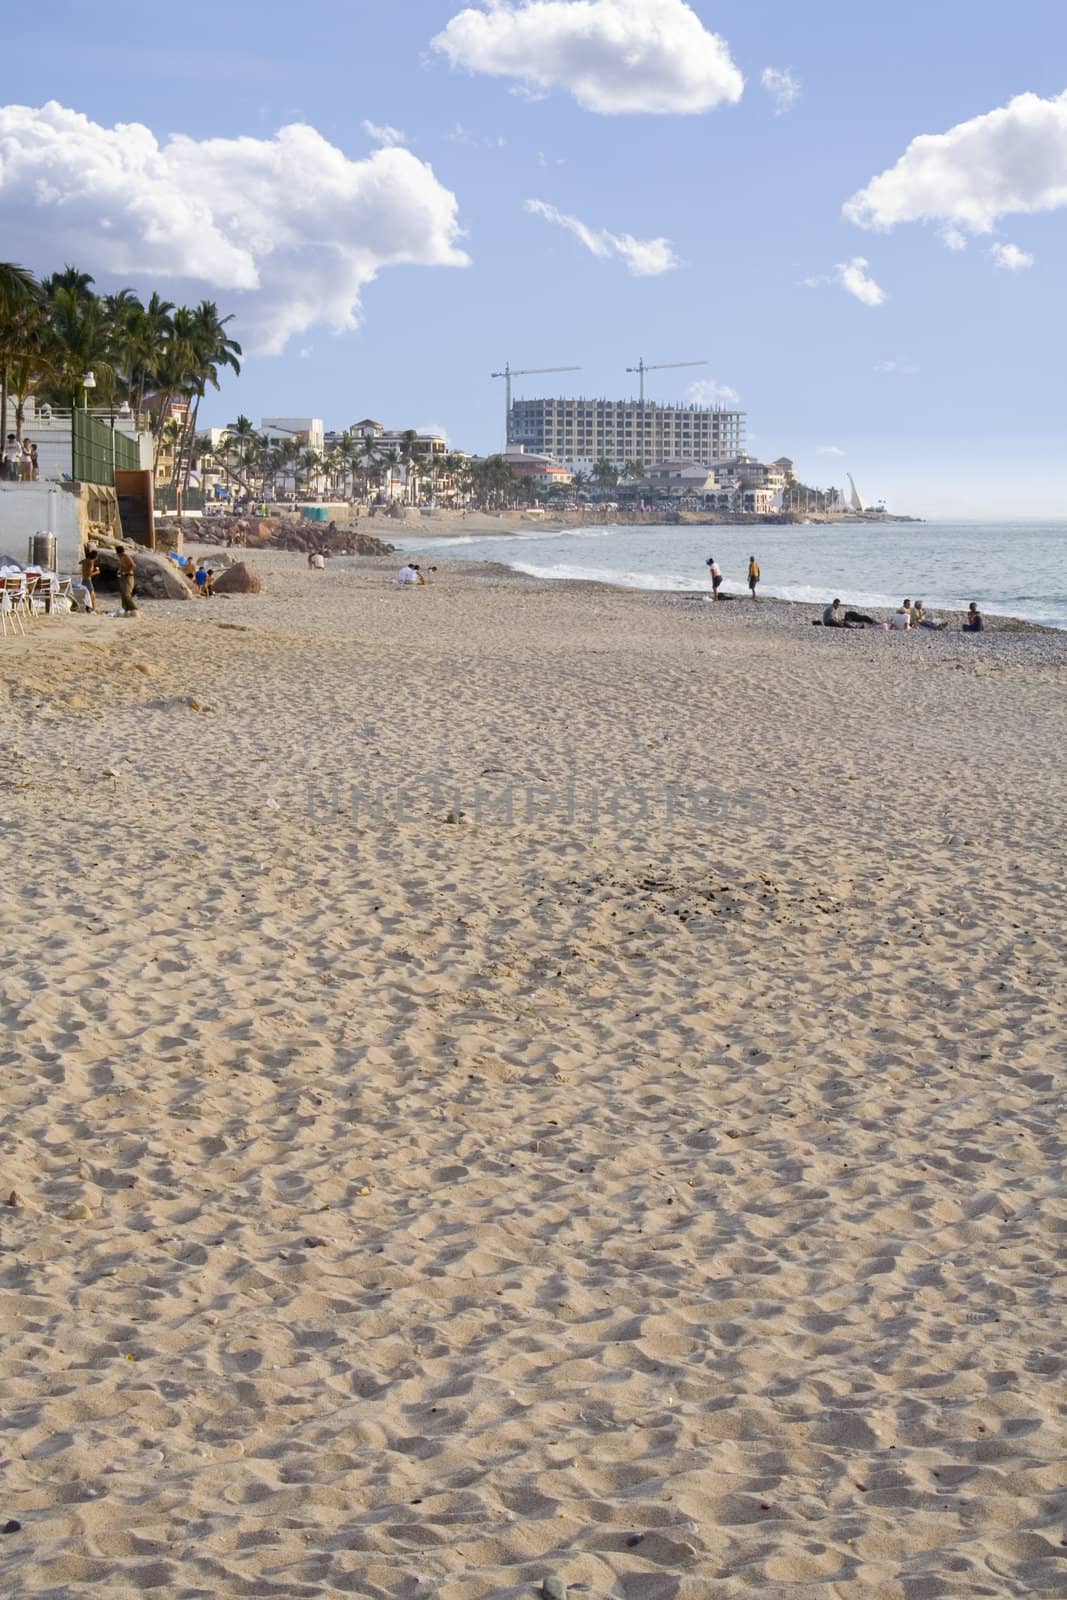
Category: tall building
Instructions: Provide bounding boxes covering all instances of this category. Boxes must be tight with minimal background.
[509,397,745,467]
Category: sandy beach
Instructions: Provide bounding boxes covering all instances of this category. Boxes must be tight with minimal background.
[2,552,1065,1600]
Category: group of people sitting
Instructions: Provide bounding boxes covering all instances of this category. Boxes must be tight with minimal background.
[820,597,983,632]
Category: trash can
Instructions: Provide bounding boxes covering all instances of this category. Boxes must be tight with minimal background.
[28,532,57,571]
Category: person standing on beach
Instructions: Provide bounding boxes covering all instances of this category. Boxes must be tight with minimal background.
[2,434,22,481]
[706,556,723,600]
[747,556,760,600]
[116,545,138,614]
[79,547,100,612]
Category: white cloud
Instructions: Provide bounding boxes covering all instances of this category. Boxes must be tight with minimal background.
[760,66,800,115]
[444,122,507,149]
[688,378,740,405]
[361,119,409,147]
[990,241,1034,271]
[804,259,887,305]
[836,256,886,307]
[525,198,679,276]
[844,88,1067,237]
[817,445,845,456]
[0,101,469,354]
[432,0,744,115]
[874,359,919,375]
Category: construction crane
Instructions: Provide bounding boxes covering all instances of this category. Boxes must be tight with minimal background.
[625,357,707,404]
[491,362,582,447]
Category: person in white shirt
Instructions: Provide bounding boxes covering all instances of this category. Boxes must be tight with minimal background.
[890,601,911,630]
[395,563,424,587]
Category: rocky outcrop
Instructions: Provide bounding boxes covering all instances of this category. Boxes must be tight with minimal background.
[212,562,262,595]
[156,513,395,558]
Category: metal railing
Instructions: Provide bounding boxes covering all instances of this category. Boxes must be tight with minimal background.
[72,411,141,485]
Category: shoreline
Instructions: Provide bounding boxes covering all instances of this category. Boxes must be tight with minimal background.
[353,549,1066,637]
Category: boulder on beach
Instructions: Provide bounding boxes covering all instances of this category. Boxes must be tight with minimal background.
[212,562,262,595]
[94,546,191,600]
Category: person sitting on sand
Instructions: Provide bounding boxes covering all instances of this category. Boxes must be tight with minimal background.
[822,599,847,628]
[890,600,912,630]
[962,602,984,633]
[311,552,325,570]
[912,599,946,630]
[395,563,424,587]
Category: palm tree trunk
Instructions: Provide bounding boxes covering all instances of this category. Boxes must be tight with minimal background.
[1,360,8,444]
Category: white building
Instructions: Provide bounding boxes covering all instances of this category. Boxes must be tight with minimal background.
[509,396,745,467]
[260,417,325,452]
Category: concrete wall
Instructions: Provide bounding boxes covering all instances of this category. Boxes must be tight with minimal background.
[0,482,82,573]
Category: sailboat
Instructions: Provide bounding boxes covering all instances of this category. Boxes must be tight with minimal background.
[846,473,864,513]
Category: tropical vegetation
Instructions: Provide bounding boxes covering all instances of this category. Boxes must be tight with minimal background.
[0,260,241,491]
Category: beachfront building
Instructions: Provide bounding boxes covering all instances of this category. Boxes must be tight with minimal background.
[260,417,325,452]
[509,396,745,469]
[501,447,573,490]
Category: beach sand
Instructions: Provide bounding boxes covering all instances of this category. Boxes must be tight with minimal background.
[2,553,1065,1599]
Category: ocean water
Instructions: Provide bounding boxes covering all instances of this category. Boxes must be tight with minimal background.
[398,519,1067,630]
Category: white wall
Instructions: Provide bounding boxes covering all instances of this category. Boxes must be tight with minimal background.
[0,483,82,574]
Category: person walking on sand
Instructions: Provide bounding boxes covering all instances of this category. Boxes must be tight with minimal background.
[116,545,138,614]
[747,556,760,600]
[706,556,723,600]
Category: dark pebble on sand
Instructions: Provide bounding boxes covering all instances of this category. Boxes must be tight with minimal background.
[2,1520,21,1534]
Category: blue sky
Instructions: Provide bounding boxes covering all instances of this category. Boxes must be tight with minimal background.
[2,0,1065,514]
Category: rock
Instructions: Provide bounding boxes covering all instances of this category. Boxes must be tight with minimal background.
[92,545,191,601]
[212,563,262,596]
[542,1579,567,1600]
[6,1190,23,1208]
[187,699,207,713]
[64,1202,93,1220]
[1,1520,21,1535]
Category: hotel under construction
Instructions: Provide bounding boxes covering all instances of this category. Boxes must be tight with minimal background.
[509,396,746,467]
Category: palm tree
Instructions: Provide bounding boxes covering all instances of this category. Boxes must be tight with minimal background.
[359,433,383,499]
[175,301,242,494]
[0,267,45,440]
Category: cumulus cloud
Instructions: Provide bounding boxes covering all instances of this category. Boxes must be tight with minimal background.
[817,445,845,456]
[361,119,409,146]
[0,101,469,354]
[432,0,744,115]
[844,88,1067,236]
[761,67,800,115]
[688,378,740,405]
[991,241,1034,271]
[836,257,886,307]
[803,258,887,305]
[525,198,679,276]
